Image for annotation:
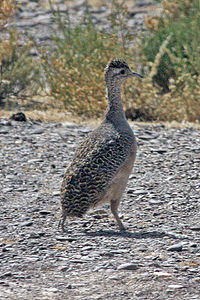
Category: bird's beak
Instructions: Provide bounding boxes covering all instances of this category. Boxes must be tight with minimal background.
[131,71,143,78]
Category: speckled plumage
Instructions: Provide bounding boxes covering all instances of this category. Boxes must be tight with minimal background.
[59,59,142,231]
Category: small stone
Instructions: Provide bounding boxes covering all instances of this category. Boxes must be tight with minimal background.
[0,272,12,278]
[10,112,27,122]
[167,243,183,252]
[21,221,33,227]
[2,188,13,193]
[110,249,129,254]
[190,226,200,231]
[56,236,76,242]
[117,263,139,271]
[66,284,72,289]
[25,256,39,262]
[0,281,9,286]
[153,272,173,278]
[28,233,41,239]
[150,149,167,154]
[149,200,163,205]
[194,277,200,282]
[189,243,197,248]
[81,246,93,251]
[56,236,69,241]
[0,129,9,134]
[109,275,121,280]
[139,135,157,140]
[0,120,12,126]
[28,159,43,163]
[29,128,44,134]
[2,248,10,252]
[53,191,60,196]
[128,189,148,195]
[59,266,69,272]
[168,284,184,289]
[48,288,58,292]
[39,210,51,215]
[80,128,91,133]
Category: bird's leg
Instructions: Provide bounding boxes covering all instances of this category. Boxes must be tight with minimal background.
[110,199,126,231]
[58,212,67,232]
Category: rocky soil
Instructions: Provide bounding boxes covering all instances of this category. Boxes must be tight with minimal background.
[1,1,200,299]
[0,117,200,300]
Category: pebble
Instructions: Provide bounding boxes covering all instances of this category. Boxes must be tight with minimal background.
[0,129,9,134]
[1,118,200,299]
[117,263,139,271]
[189,243,197,248]
[109,275,121,280]
[153,272,173,278]
[21,221,33,227]
[190,226,200,231]
[150,148,167,154]
[168,284,184,289]
[47,288,58,292]
[10,112,27,122]
[0,281,9,286]
[167,243,183,252]
[25,256,39,262]
[39,210,51,215]
[29,128,44,134]
[128,189,148,195]
[0,272,12,278]
[59,266,70,272]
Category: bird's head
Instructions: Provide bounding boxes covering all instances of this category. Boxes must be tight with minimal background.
[105,59,143,84]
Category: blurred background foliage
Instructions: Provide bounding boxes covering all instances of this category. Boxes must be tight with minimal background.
[0,0,40,107]
[0,0,200,122]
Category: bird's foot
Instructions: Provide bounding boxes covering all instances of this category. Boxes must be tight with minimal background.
[58,218,66,233]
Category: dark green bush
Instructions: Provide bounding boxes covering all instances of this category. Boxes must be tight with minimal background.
[141,0,200,92]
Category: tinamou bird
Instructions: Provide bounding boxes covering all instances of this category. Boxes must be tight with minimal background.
[59,59,143,232]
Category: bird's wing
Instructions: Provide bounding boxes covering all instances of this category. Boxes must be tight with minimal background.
[60,126,135,213]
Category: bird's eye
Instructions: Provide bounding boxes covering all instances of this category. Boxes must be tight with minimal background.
[120,69,125,75]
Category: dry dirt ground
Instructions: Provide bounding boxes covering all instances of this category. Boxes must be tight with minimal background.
[0,118,200,300]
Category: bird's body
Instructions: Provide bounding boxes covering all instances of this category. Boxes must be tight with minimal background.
[59,59,142,231]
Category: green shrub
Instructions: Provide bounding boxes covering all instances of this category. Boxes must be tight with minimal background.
[126,0,200,122]
[141,0,200,92]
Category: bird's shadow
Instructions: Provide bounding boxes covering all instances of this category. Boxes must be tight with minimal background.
[84,229,183,240]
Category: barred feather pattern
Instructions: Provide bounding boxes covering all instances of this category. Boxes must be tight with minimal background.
[60,122,136,218]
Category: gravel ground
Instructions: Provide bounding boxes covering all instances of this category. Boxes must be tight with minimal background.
[0,117,200,299]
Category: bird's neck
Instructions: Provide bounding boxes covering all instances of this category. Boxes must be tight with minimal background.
[105,80,126,121]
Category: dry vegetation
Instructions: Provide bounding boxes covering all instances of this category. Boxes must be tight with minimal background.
[136,0,200,122]
[0,0,40,106]
[0,0,15,27]
[0,0,200,124]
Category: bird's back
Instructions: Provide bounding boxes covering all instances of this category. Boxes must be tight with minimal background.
[60,120,137,217]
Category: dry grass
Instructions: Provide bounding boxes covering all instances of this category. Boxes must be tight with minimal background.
[37,0,200,123]
[0,0,15,27]
[1,0,199,127]
[1,106,200,130]
[0,109,81,123]
[40,0,138,9]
